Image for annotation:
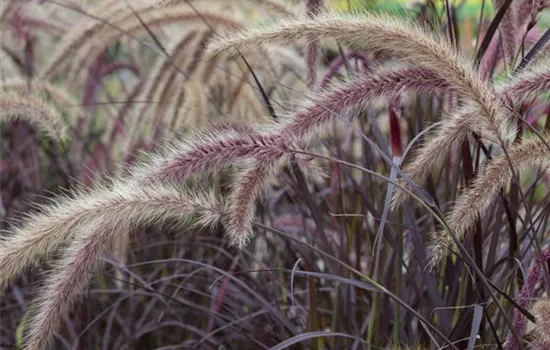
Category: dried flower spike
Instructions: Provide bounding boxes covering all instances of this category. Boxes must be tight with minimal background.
[429,135,550,267]
[532,300,550,349]
[0,90,67,140]
[24,184,224,350]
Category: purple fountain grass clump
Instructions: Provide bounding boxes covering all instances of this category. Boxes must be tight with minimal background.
[506,249,550,350]
[8,5,550,347]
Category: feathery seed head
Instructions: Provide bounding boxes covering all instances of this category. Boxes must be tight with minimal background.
[428,135,550,267]
[136,126,288,185]
[501,59,550,103]
[283,64,454,149]
[207,12,511,144]
[0,180,224,295]
[20,184,225,349]
[0,90,68,140]
[532,300,550,348]
[225,159,282,247]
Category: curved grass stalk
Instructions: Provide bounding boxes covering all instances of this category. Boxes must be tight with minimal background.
[108,62,454,252]
[140,128,287,184]
[0,178,225,294]
[143,65,455,241]
[280,65,453,146]
[394,58,550,208]
[0,90,67,140]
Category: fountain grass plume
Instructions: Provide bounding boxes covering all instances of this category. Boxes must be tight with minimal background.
[501,59,550,102]
[429,135,550,267]
[0,90,67,140]
[532,300,550,349]
[226,157,292,247]
[280,64,453,147]
[0,181,167,293]
[393,58,550,208]
[139,64,455,244]
[24,184,225,350]
[226,161,270,247]
[494,0,519,67]
[206,12,512,142]
[206,12,521,215]
[132,121,287,185]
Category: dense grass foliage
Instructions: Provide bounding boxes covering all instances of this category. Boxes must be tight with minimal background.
[1,0,550,349]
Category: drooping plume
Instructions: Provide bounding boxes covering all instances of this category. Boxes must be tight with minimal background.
[23,184,225,350]
[532,300,550,349]
[501,58,550,102]
[206,12,511,141]
[429,135,550,266]
[0,90,67,140]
